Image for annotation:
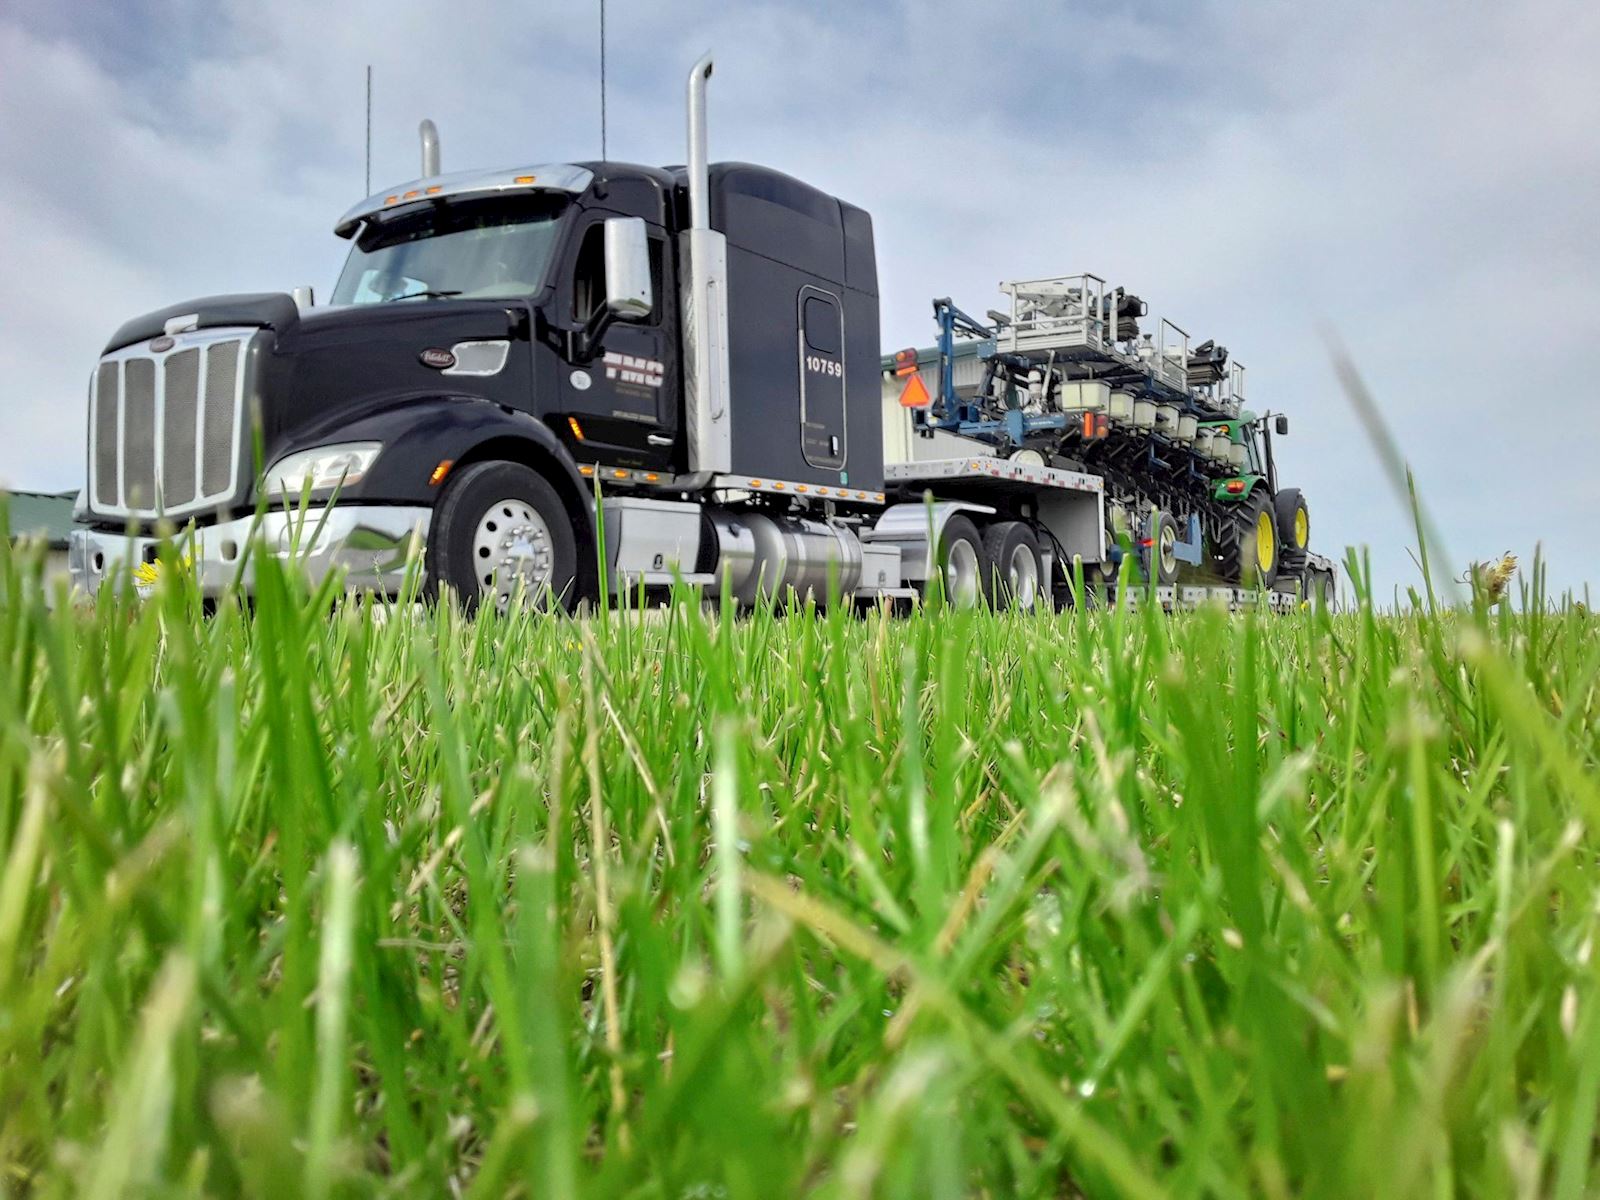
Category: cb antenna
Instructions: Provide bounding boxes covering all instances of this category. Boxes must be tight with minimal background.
[599,0,607,160]
[364,65,372,195]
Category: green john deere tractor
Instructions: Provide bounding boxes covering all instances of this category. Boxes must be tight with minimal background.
[1203,413,1321,596]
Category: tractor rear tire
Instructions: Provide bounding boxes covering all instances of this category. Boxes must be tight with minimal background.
[1220,490,1279,587]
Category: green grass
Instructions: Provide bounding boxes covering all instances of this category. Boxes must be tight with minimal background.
[1,527,1598,1199]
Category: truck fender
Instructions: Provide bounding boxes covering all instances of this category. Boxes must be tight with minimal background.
[294,396,599,596]
[862,499,995,583]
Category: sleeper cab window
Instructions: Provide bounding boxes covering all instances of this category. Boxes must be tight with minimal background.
[802,293,841,357]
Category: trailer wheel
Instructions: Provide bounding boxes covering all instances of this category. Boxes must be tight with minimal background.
[1313,570,1337,611]
[982,521,1043,611]
[927,515,989,608]
[1220,490,1279,587]
[1274,488,1310,552]
[428,461,578,613]
[1146,510,1181,586]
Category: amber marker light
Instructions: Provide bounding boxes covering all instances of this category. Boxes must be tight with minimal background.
[567,416,585,441]
[428,459,454,486]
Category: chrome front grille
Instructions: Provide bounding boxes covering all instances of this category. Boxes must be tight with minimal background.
[89,327,252,520]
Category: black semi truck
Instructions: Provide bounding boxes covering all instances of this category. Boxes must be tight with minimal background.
[69,55,1331,613]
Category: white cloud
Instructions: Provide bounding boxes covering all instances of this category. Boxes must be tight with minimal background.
[2,0,1596,594]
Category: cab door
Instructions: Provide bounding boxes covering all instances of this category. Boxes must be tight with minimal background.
[556,217,677,470]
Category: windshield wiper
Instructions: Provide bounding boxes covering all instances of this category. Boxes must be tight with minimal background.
[386,289,463,303]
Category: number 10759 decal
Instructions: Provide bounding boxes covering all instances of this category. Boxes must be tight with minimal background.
[805,354,842,378]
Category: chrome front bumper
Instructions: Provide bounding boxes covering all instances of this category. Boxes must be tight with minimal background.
[68,505,432,597]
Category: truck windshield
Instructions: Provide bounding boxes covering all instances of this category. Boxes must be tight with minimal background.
[331,194,570,305]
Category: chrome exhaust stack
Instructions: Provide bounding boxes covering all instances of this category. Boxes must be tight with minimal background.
[679,53,732,481]
[419,119,441,177]
[686,55,712,230]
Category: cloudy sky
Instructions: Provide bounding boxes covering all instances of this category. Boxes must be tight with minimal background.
[3,0,1597,597]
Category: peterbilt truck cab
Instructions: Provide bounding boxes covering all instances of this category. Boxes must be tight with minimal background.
[69,56,912,611]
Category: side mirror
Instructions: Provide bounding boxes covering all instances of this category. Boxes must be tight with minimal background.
[603,217,652,321]
[1274,415,1289,435]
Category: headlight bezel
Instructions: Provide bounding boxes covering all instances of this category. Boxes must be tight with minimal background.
[261,441,384,503]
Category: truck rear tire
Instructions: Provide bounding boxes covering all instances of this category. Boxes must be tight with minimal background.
[982,521,1043,611]
[428,461,578,614]
[1274,488,1310,553]
[1220,490,1279,587]
[927,514,989,609]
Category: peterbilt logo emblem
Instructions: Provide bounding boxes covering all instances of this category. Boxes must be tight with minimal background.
[149,335,176,353]
[419,347,456,370]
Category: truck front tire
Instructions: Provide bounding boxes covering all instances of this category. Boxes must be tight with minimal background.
[428,461,578,613]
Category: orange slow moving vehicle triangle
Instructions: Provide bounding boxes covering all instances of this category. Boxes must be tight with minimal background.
[898,372,931,408]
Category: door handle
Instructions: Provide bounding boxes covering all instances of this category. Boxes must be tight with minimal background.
[647,434,673,446]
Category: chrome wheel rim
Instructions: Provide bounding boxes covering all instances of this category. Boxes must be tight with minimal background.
[472,497,553,610]
[1007,543,1039,610]
[945,540,982,607]
[1158,523,1178,579]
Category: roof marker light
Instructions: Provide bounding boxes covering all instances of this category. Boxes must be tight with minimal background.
[403,190,421,199]
[425,185,442,195]
[514,174,537,184]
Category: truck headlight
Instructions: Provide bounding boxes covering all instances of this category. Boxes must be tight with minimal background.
[263,442,383,500]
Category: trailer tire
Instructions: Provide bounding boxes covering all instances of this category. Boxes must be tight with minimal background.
[1220,490,1279,587]
[1146,510,1181,586]
[927,515,990,609]
[1313,570,1337,611]
[1274,488,1310,552]
[427,461,578,614]
[982,521,1043,611]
